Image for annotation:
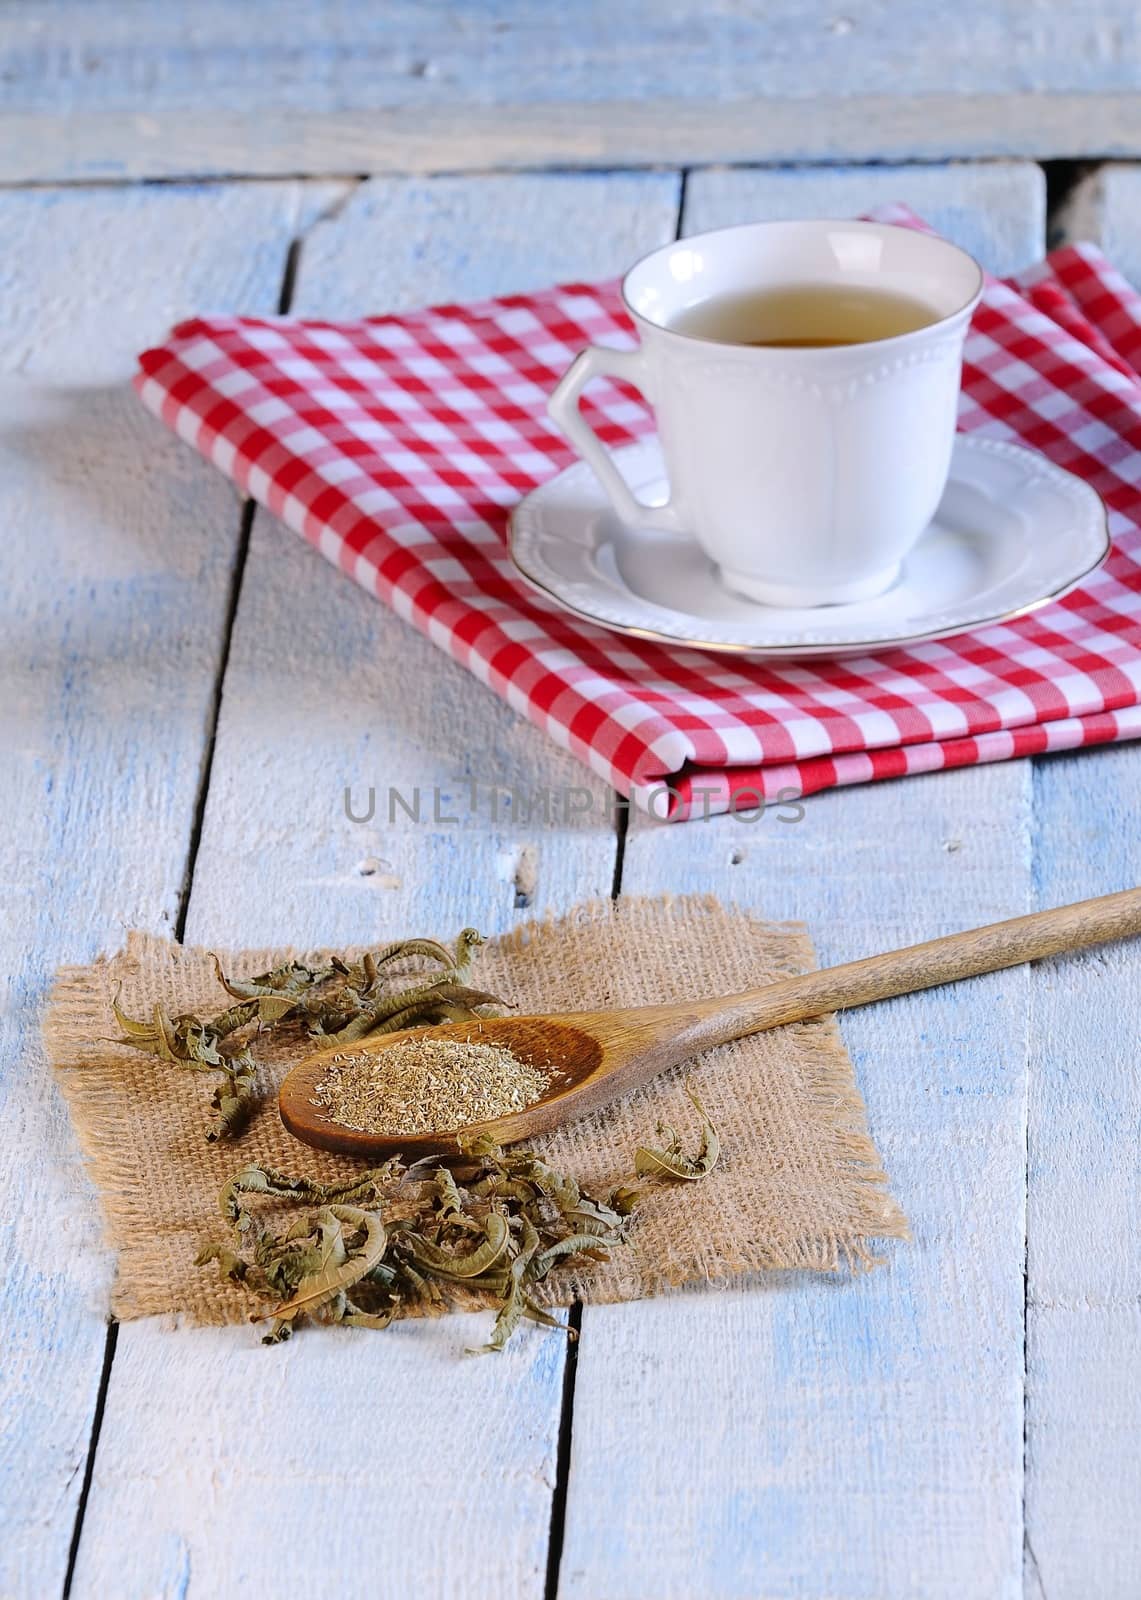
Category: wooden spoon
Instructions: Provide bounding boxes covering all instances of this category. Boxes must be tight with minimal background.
[279,887,1141,1159]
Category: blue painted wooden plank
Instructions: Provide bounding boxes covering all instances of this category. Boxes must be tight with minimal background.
[1024,743,1141,1597]
[75,1316,569,1599]
[1026,179,1141,1592]
[565,767,1033,1599]
[9,1,1137,111]
[0,180,331,1596]
[0,3,1138,178]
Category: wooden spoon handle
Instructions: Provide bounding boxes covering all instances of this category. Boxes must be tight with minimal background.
[695,887,1141,1046]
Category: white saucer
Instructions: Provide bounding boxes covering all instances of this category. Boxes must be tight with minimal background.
[509,435,1110,658]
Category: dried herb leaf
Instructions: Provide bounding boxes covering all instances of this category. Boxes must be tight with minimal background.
[207,1045,258,1142]
[211,956,335,1006]
[400,1211,511,1279]
[475,1214,541,1354]
[608,1184,642,1216]
[633,1082,721,1181]
[272,1208,387,1321]
[219,1162,397,1227]
[320,981,511,1047]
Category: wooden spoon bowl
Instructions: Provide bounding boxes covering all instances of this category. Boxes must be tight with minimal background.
[279,888,1141,1160]
[279,1013,615,1159]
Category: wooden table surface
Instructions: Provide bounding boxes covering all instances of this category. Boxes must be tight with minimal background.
[3,7,1140,1598]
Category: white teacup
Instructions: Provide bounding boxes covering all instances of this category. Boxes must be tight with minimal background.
[548,220,983,608]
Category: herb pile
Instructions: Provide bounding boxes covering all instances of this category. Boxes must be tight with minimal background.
[198,1082,719,1351]
[111,924,721,1351]
[113,929,508,1141]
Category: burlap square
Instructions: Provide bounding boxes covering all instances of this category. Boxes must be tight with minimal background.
[44,895,907,1324]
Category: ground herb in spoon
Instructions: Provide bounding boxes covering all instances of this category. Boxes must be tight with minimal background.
[313,1037,551,1134]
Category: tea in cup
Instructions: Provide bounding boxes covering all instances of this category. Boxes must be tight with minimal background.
[548,220,983,608]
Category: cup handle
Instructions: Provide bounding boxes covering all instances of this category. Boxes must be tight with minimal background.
[547,345,685,534]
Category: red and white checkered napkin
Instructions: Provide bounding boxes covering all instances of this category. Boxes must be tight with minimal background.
[136,207,1141,819]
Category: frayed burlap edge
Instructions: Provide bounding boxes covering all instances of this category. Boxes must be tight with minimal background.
[44,895,908,1325]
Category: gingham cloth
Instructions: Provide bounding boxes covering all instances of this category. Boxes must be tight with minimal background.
[136,207,1141,819]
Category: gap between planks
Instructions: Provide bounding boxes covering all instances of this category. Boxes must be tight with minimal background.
[0,154,1093,193]
[524,148,681,1585]
[0,155,1060,191]
[170,227,307,943]
[542,174,687,1596]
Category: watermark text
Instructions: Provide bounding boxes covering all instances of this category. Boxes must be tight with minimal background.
[343,779,806,827]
